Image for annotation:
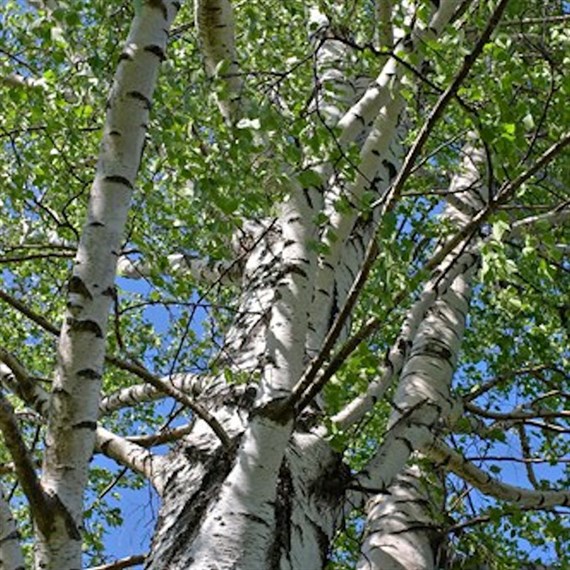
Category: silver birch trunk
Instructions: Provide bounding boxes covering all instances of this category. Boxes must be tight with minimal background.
[33,2,180,568]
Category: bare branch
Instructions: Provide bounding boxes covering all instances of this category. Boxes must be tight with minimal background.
[100,373,205,415]
[126,423,194,447]
[0,292,227,445]
[428,439,570,509]
[87,554,146,570]
[0,348,51,417]
[96,428,166,493]
[104,365,231,449]
[465,401,570,423]
[0,393,52,535]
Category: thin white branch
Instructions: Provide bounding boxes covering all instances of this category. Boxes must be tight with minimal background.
[0,348,50,417]
[337,0,462,148]
[87,553,146,570]
[427,439,570,509]
[96,427,166,494]
[126,423,194,447]
[99,373,205,415]
[117,253,243,285]
[2,72,47,90]
[509,202,570,236]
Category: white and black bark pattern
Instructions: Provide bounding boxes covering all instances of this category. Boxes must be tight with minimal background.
[146,392,345,570]
[0,486,25,570]
[354,141,487,568]
[143,146,323,570]
[195,0,244,122]
[99,372,204,415]
[216,218,284,373]
[337,0,461,148]
[306,1,462,358]
[258,185,318,402]
[308,6,368,128]
[357,466,439,570]
[37,2,180,568]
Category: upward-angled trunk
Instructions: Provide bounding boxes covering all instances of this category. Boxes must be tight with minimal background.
[146,390,345,569]
[356,139,487,569]
[35,2,180,568]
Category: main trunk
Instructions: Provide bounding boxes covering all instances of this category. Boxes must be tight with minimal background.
[146,394,346,569]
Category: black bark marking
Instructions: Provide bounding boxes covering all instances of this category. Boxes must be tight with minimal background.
[144,44,166,61]
[68,276,93,300]
[77,369,102,380]
[323,261,334,271]
[417,341,453,362]
[284,263,308,279]
[104,175,133,189]
[72,421,97,431]
[241,512,270,526]
[382,159,398,180]
[67,318,103,338]
[0,530,20,544]
[89,221,105,227]
[303,187,314,209]
[109,130,121,137]
[267,459,294,568]
[127,90,152,110]
[146,0,168,19]
[118,51,133,62]
[368,176,383,194]
[155,444,236,567]
[101,286,116,298]
[99,438,111,454]
[395,435,415,453]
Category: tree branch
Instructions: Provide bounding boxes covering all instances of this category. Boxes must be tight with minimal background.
[427,439,570,509]
[126,423,194,447]
[96,428,166,493]
[99,373,205,415]
[87,554,146,570]
[0,292,229,445]
[0,393,52,536]
[0,347,51,417]
[117,252,243,285]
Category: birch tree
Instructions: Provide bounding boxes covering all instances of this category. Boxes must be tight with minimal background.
[0,0,569,569]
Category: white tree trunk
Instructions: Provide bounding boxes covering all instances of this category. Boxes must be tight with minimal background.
[146,395,344,569]
[0,487,25,570]
[35,2,180,568]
